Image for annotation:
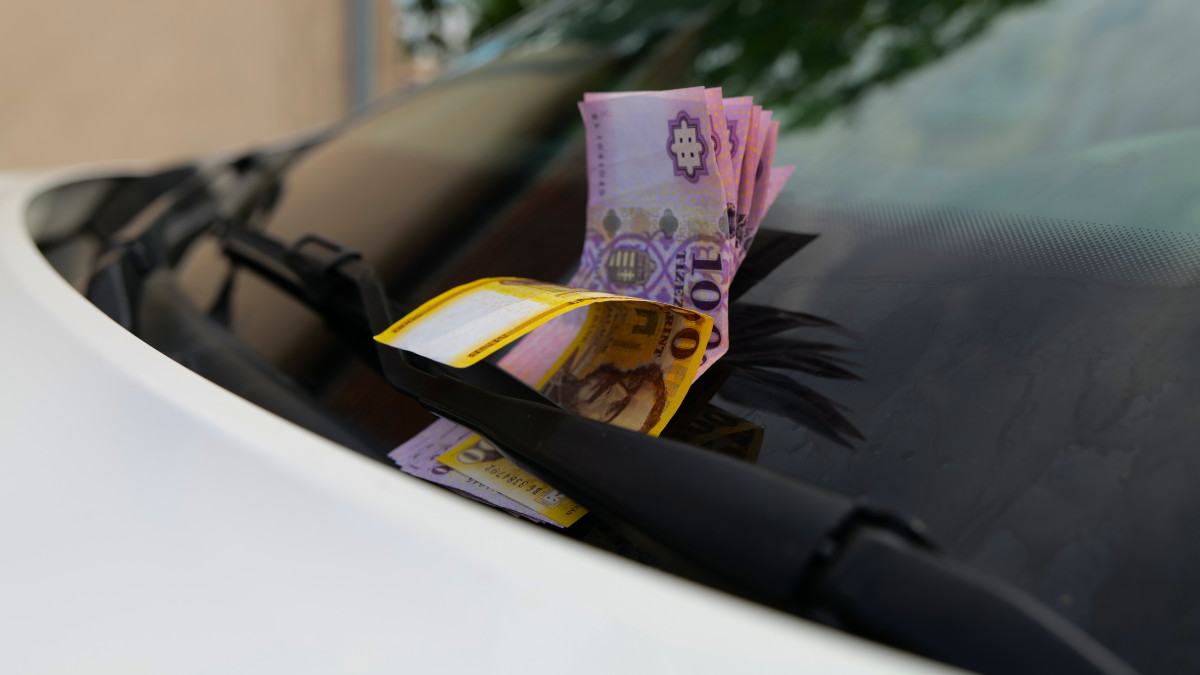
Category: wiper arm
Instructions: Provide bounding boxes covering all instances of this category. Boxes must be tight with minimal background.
[88,173,1138,674]
[71,107,1137,675]
[221,229,556,408]
[218,227,1136,675]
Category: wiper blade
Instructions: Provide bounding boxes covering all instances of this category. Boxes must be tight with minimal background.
[72,109,1137,675]
[222,229,557,409]
[217,227,1136,675]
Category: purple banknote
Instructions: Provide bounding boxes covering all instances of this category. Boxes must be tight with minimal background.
[740,120,781,263]
[722,96,753,203]
[390,417,555,525]
[577,86,734,372]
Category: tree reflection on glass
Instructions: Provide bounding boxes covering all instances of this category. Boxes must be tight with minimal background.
[659,229,865,451]
[694,0,1043,127]
[396,0,1044,128]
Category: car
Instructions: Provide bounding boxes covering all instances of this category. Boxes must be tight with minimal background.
[5,0,1197,672]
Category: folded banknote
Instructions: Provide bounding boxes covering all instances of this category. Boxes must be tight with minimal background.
[374,277,713,436]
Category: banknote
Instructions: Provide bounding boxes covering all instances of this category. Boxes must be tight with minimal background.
[375,277,714,435]
[585,86,734,201]
[732,107,771,260]
[387,314,589,525]
[437,432,588,526]
[389,89,794,526]
[375,277,712,525]
[437,293,713,517]
[703,88,736,213]
[735,104,762,221]
[389,417,557,525]
[722,96,754,209]
[576,87,734,372]
[583,87,736,211]
[739,120,781,263]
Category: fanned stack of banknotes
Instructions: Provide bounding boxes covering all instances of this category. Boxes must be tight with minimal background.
[378,87,793,527]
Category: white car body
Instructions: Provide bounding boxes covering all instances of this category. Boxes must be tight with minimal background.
[0,166,952,673]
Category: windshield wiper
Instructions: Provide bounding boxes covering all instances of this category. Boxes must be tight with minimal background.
[82,156,1136,674]
[216,224,1136,675]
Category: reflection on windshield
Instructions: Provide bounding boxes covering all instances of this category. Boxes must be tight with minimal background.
[716,302,864,447]
[661,229,865,452]
[776,0,1200,239]
[658,299,864,461]
[694,0,1045,128]
[401,0,1045,129]
[661,402,764,464]
[401,0,1200,235]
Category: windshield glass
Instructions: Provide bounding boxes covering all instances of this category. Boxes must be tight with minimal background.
[776,0,1200,236]
[173,1,1200,671]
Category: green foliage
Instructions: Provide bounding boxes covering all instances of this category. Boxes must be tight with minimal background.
[470,0,545,38]
[397,0,1044,128]
[694,0,1044,127]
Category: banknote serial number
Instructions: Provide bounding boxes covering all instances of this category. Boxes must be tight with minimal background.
[482,463,550,495]
[673,246,725,354]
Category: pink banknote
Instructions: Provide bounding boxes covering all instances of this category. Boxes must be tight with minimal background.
[576,87,733,371]
[740,121,781,263]
[704,87,737,212]
[722,96,753,204]
[732,107,772,261]
[390,417,554,525]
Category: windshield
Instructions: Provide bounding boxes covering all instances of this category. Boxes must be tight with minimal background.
[158,1,1200,672]
[776,0,1200,242]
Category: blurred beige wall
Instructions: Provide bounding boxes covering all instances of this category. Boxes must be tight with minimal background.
[0,1,403,170]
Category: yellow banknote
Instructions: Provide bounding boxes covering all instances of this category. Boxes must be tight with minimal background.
[375,277,713,435]
[375,277,714,527]
[437,434,588,526]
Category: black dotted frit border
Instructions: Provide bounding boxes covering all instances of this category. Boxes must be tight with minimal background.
[794,199,1200,288]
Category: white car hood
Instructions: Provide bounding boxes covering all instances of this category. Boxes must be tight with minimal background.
[0,167,950,674]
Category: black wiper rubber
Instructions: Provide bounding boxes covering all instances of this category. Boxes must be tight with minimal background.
[216,227,1136,675]
[77,107,1138,675]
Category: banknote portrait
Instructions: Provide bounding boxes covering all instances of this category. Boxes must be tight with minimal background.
[541,350,668,434]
